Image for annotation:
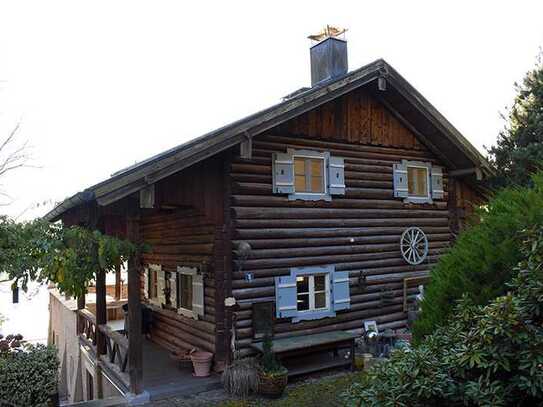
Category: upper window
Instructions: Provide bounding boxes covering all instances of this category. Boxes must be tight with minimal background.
[148,265,160,301]
[294,156,325,194]
[393,160,443,203]
[407,165,429,198]
[272,148,345,201]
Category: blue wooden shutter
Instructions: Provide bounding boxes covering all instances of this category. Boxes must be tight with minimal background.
[431,166,444,200]
[328,156,346,195]
[275,275,297,318]
[393,162,408,198]
[272,152,294,194]
[332,271,351,311]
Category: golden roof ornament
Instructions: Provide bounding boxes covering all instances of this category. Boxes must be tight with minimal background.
[307,25,347,42]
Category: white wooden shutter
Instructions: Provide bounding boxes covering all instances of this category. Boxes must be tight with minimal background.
[157,269,166,306]
[332,270,351,312]
[192,273,205,318]
[274,275,298,318]
[272,152,294,194]
[431,166,444,200]
[328,156,346,195]
[393,162,409,198]
[143,268,149,300]
[169,272,178,308]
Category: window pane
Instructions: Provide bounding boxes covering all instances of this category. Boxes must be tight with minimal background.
[294,157,306,175]
[314,275,326,292]
[296,275,309,293]
[408,167,428,197]
[295,175,307,192]
[294,157,307,192]
[315,292,326,309]
[179,274,193,310]
[297,293,310,311]
[310,160,324,193]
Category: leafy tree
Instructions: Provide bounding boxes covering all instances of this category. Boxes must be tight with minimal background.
[0,216,138,298]
[488,52,543,187]
[344,226,543,406]
[413,171,543,340]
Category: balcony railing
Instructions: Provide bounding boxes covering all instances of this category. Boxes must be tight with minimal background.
[97,323,129,389]
[77,309,97,351]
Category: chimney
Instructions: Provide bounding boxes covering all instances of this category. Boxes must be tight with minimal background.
[308,26,348,86]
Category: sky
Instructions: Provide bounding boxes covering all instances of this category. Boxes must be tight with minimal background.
[1,0,542,220]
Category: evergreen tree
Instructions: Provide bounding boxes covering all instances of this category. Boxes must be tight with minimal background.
[488,52,543,187]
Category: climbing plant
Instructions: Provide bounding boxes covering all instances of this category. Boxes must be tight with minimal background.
[0,216,138,298]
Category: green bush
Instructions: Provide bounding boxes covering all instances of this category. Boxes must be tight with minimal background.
[413,171,543,340]
[0,342,59,407]
[343,226,543,406]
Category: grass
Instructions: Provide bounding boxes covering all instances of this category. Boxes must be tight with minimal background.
[218,370,366,407]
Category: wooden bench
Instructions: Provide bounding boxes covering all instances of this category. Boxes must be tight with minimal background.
[250,331,357,377]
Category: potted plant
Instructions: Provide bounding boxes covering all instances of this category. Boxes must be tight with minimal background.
[257,333,288,398]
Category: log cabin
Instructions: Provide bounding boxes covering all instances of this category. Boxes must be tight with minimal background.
[45,30,490,401]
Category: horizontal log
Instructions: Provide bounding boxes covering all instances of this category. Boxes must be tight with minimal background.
[234,226,450,240]
[235,241,448,260]
[234,217,449,229]
[232,207,449,220]
[234,248,443,270]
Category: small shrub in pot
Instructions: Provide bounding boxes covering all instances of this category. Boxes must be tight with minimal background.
[257,333,288,398]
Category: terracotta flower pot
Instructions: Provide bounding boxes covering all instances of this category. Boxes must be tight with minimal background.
[257,368,288,398]
[191,351,213,377]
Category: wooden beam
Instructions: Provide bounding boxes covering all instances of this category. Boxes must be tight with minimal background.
[449,167,483,180]
[77,294,86,335]
[127,216,143,395]
[95,269,107,356]
[115,261,122,300]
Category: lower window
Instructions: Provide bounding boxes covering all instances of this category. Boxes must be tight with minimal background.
[296,274,330,312]
[178,273,193,311]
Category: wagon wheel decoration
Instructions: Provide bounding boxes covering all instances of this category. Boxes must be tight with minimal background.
[400,227,429,265]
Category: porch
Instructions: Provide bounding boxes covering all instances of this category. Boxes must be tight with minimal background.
[77,304,220,402]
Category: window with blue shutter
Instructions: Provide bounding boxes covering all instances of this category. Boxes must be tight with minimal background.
[274,265,350,322]
[393,160,444,203]
[272,149,345,201]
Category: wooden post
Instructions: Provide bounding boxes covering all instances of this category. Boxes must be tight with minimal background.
[115,261,122,300]
[127,216,143,395]
[95,268,107,355]
[95,268,106,399]
[77,294,86,335]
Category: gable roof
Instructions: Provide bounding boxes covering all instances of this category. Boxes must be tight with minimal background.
[45,59,491,222]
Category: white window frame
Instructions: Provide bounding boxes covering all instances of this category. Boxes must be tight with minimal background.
[293,154,327,196]
[296,273,331,313]
[177,266,197,319]
[289,148,331,201]
[405,160,433,204]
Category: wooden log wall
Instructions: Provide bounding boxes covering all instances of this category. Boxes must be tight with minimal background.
[138,155,225,356]
[140,208,217,354]
[229,90,457,356]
